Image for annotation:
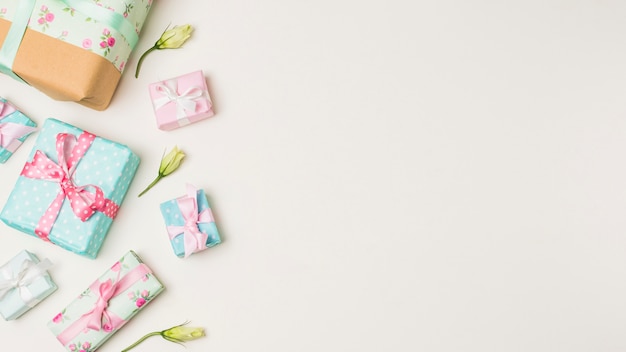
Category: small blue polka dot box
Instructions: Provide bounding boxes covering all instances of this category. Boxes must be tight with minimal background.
[159,184,221,258]
[0,118,140,258]
[0,97,37,164]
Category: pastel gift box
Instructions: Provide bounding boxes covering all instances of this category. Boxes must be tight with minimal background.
[48,250,164,351]
[0,97,36,163]
[160,184,221,258]
[149,70,215,131]
[0,250,56,321]
[0,118,140,258]
[0,0,152,110]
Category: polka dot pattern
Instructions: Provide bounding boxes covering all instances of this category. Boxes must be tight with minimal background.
[0,119,140,258]
[159,189,221,258]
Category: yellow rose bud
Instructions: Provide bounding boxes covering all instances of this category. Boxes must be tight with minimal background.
[159,145,185,176]
[162,325,205,342]
[121,322,206,352]
[138,146,186,197]
[135,24,194,78]
[156,25,193,49]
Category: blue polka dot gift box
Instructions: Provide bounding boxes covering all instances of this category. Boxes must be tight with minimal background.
[0,250,57,320]
[160,184,221,258]
[0,97,37,164]
[0,118,140,259]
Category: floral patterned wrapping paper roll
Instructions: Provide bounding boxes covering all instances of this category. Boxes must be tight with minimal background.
[0,0,153,110]
[48,250,165,351]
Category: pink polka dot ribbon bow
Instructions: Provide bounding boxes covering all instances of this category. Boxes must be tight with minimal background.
[20,132,119,241]
[167,184,215,258]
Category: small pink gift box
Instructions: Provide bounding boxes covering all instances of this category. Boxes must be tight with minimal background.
[148,70,215,131]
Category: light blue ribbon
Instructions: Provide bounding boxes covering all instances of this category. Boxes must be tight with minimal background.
[59,0,139,48]
[0,0,139,83]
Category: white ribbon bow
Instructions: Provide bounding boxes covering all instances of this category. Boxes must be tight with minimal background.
[0,258,53,307]
[153,79,204,119]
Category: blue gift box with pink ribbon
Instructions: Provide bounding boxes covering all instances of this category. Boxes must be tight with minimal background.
[0,97,36,163]
[0,118,140,258]
[160,184,221,258]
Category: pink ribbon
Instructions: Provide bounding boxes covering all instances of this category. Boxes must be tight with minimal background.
[0,100,36,153]
[167,184,214,258]
[57,264,151,345]
[0,100,16,117]
[0,122,36,153]
[20,132,119,241]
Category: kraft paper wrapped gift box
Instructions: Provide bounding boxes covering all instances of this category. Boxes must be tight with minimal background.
[0,118,140,258]
[160,184,221,258]
[0,0,152,110]
[48,250,164,351]
[0,250,56,321]
[149,70,215,131]
[0,97,36,163]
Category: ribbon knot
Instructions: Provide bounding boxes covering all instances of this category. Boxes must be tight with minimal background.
[153,80,204,119]
[83,278,120,333]
[0,257,53,307]
[20,132,119,241]
[167,184,214,258]
[56,263,152,345]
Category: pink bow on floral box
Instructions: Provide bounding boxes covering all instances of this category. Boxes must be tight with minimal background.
[0,118,140,258]
[160,184,221,258]
[0,97,37,164]
[48,250,164,351]
[148,70,215,131]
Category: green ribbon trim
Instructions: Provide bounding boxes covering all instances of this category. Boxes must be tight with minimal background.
[59,0,139,49]
[0,0,139,83]
[0,0,36,83]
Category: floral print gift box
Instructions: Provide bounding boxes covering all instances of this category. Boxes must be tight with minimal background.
[0,118,140,258]
[0,0,152,110]
[48,250,164,351]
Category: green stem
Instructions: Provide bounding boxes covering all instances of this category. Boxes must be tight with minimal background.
[121,331,162,352]
[138,174,163,197]
[135,46,157,78]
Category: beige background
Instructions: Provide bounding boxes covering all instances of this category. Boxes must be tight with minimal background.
[1,0,626,351]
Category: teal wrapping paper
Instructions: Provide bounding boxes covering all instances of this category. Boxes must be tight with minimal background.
[0,118,140,258]
[160,185,221,258]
